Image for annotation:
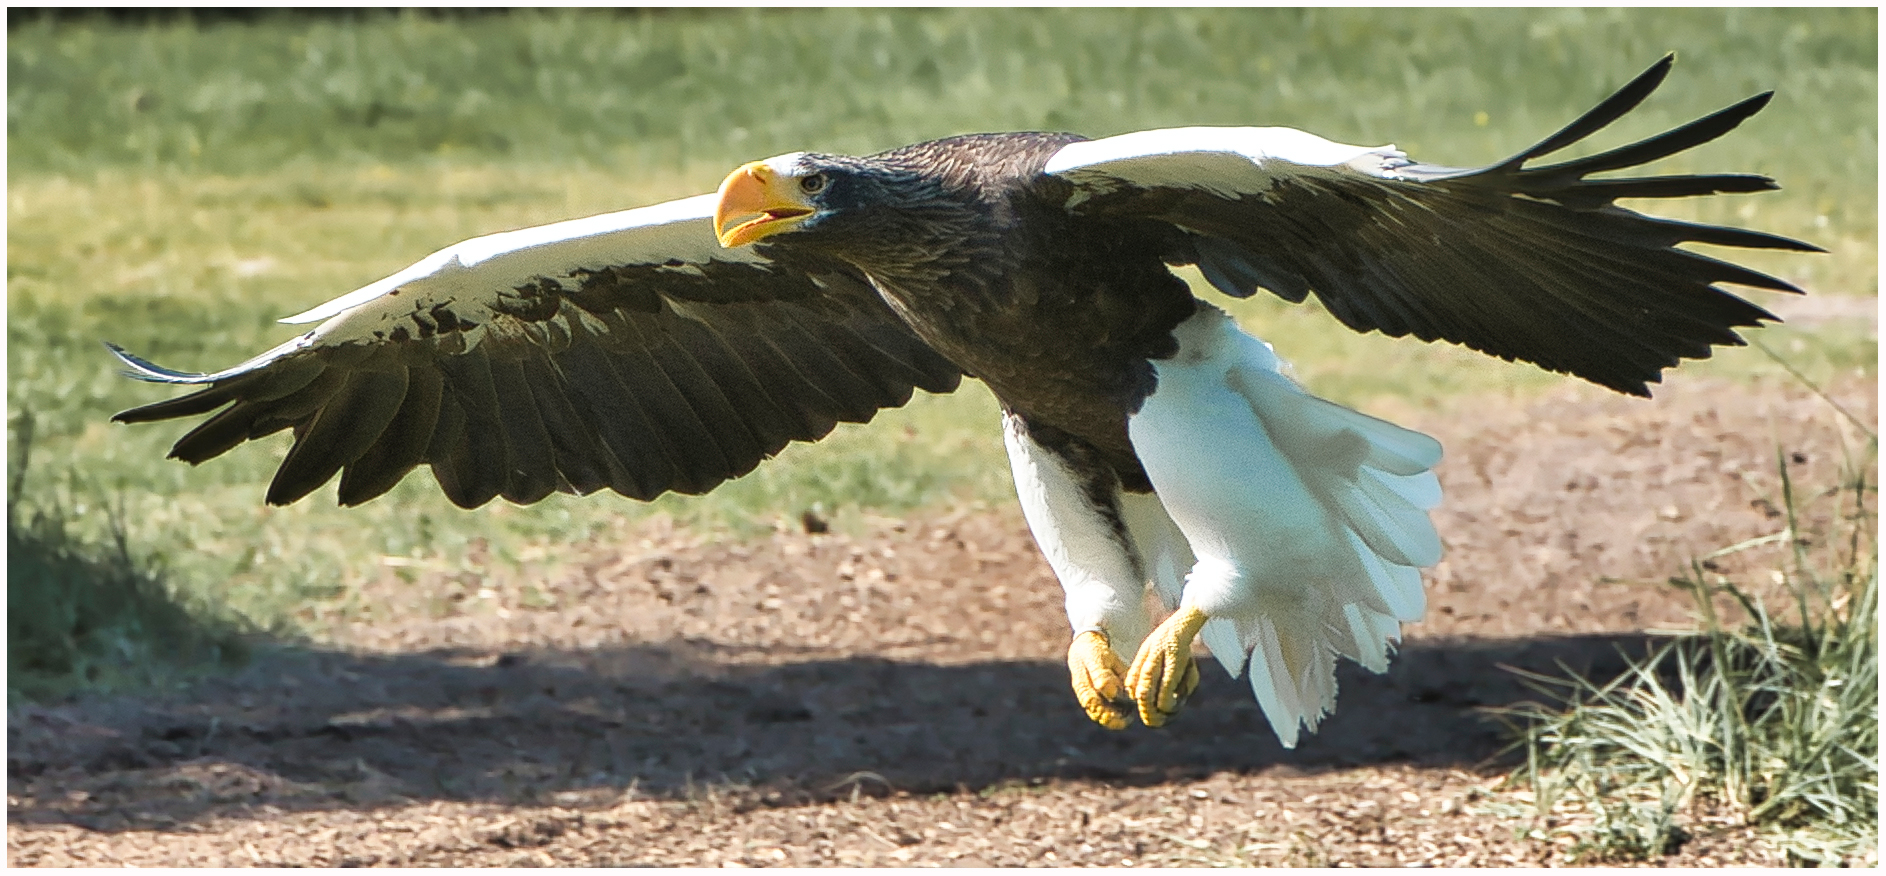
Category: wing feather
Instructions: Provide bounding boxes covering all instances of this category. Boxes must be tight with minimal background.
[486,358,566,505]
[705,310,848,440]
[338,365,443,506]
[518,354,613,497]
[112,192,960,507]
[773,308,914,413]
[167,403,272,466]
[267,366,410,506]
[1048,56,1817,396]
[170,367,347,464]
[424,392,483,508]
[633,316,762,480]
[1499,53,1675,166]
[435,352,519,507]
[662,316,801,453]
[598,315,734,494]
[759,311,898,422]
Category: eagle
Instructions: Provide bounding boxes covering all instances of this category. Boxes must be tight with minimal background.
[111,56,1814,747]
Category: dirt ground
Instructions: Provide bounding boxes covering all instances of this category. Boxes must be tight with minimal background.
[8,372,1875,867]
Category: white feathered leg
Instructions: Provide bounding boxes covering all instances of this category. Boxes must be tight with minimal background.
[1126,304,1443,747]
[1003,412,1158,729]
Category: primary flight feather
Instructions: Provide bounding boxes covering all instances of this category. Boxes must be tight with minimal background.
[113,56,1816,745]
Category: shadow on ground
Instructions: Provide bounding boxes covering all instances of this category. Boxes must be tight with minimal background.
[16,377,1868,838]
[9,632,1653,832]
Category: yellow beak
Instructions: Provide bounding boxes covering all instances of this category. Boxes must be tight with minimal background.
[714,161,817,248]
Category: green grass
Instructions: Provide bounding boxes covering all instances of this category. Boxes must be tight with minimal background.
[7,9,1877,694]
[1497,435,1878,865]
[7,413,250,701]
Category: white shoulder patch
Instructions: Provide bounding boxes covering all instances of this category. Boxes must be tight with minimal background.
[279,193,763,328]
[1044,127,1403,202]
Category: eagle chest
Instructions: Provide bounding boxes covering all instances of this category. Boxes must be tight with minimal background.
[869,253,1190,469]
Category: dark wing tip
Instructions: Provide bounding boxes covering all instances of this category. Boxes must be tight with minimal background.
[1749,228,1829,255]
[1708,90,1777,135]
[1500,54,1678,168]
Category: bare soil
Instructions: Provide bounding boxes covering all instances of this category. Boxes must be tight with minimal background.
[8,374,1874,867]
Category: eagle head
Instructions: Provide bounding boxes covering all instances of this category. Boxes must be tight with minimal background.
[713,152,832,247]
[712,151,977,275]
[715,152,920,249]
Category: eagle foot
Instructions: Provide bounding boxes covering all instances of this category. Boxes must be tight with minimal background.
[1067,630,1131,730]
[1126,606,1208,728]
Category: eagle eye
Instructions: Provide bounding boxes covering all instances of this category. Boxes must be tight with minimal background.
[799,173,828,195]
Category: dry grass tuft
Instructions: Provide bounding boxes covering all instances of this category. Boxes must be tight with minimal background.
[1498,380,1877,865]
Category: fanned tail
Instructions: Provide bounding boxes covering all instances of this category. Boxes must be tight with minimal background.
[1128,305,1442,747]
[1225,355,1440,747]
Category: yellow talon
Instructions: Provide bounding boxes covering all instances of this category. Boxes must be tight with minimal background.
[1067,630,1131,730]
[1125,605,1208,727]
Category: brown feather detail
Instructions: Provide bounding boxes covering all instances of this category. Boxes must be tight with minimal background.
[110,356,323,425]
[517,352,613,496]
[657,314,802,457]
[709,305,854,439]
[166,367,346,465]
[113,249,959,507]
[548,319,679,500]
[267,365,410,505]
[589,314,730,495]
[433,352,516,507]
[1104,171,1786,396]
[485,357,566,505]
[630,312,761,482]
[338,365,443,506]
[424,391,489,509]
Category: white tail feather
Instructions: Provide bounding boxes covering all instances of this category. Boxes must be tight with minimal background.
[1228,364,1443,568]
[1200,616,1246,678]
[1361,466,1443,515]
[1119,492,1195,612]
[1342,603,1396,673]
[1128,305,1443,747]
[1347,528,1427,621]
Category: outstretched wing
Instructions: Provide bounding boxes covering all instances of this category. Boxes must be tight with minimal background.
[111,194,961,508]
[1043,55,1820,396]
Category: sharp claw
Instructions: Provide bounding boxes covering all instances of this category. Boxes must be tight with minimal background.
[1126,606,1210,728]
[1157,659,1189,713]
[1091,662,1120,701]
[1084,699,1129,731]
[1068,630,1130,731]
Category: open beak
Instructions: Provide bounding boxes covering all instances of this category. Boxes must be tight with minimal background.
[714,161,817,248]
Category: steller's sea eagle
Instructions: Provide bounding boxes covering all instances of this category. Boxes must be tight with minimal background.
[111,56,1816,747]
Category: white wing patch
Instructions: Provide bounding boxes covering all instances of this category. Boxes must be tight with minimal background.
[1044,126,1409,203]
[281,194,746,325]
[271,193,773,360]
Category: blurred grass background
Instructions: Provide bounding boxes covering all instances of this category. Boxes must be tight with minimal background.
[7,8,1877,696]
